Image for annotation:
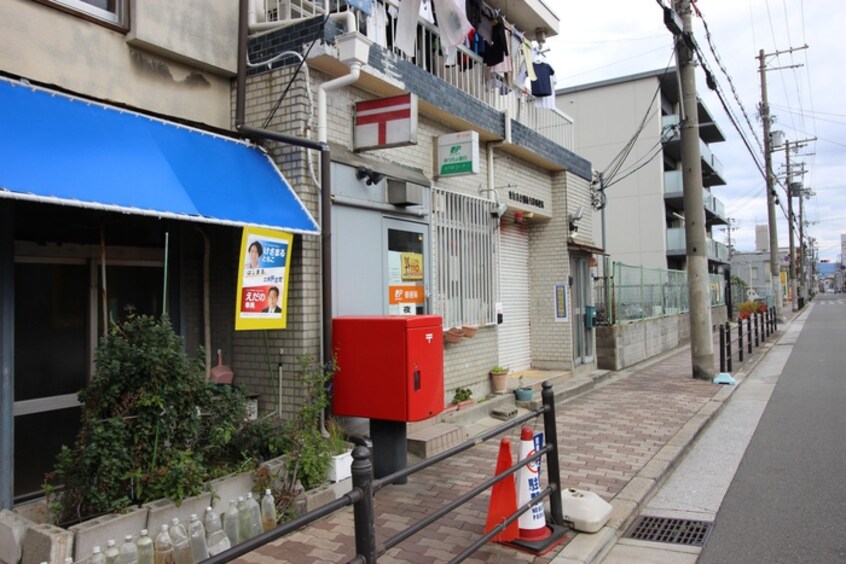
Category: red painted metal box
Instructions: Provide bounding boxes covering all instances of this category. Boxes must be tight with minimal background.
[332,315,444,422]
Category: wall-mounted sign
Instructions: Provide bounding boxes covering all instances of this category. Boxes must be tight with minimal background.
[388,285,425,304]
[235,227,293,330]
[354,93,418,151]
[554,284,569,322]
[437,131,479,177]
[508,190,546,209]
[401,252,424,280]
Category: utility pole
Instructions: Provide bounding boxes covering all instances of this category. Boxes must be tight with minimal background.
[676,0,714,379]
[757,45,806,319]
[785,140,797,311]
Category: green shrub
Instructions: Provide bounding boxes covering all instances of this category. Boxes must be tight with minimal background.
[45,314,248,524]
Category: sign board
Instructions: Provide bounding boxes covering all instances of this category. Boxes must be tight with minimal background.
[554,284,569,322]
[354,93,418,151]
[235,227,294,330]
[437,131,479,177]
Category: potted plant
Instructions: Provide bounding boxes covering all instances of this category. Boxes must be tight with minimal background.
[449,387,474,410]
[325,418,353,483]
[514,376,533,401]
[489,366,509,394]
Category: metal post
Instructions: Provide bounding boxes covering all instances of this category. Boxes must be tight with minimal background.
[0,201,13,509]
[747,316,753,353]
[738,318,744,362]
[718,324,726,373]
[677,0,715,380]
[351,446,377,563]
[754,312,759,347]
[725,321,732,373]
[785,140,798,312]
[542,382,565,526]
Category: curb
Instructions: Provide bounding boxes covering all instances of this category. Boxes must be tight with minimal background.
[550,314,800,564]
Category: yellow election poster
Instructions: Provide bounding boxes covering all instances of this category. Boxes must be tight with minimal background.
[235,227,293,330]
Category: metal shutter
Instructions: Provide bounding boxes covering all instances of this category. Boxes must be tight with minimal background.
[498,220,531,371]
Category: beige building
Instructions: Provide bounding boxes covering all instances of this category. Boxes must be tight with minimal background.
[0,0,598,507]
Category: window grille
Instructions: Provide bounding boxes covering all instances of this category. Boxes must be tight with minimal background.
[432,188,498,328]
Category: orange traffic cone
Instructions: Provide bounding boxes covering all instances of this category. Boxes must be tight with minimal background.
[515,426,551,541]
[484,438,519,542]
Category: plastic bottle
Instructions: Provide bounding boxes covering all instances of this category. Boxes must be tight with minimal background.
[223,499,240,546]
[260,489,276,532]
[246,492,262,538]
[203,506,231,556]
[168,518,192,564]
[90,546,105,564]
[237,496,252,542]
[104,539,120,564]
[119,534,138,564]
[136,529,154,564]
[154,523,174,564]
[187,514,209,563]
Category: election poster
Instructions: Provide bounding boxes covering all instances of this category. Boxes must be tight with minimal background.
[235,227,293,330]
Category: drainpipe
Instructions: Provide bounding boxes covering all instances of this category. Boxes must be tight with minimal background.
[237,0,360,367]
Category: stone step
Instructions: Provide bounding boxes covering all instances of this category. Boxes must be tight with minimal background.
[407,423,467,459]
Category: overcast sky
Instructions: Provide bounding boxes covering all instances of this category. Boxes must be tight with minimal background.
[546,0,845,262]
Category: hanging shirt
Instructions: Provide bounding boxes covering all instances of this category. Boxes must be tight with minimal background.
[531,62,554,97]
[432,0,473,47]
[395,0,422,57]
[483,19,508,67]
[366,1,388,48]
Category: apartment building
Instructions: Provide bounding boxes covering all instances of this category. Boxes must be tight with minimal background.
[0,0,597,506]
[556,68,730,273]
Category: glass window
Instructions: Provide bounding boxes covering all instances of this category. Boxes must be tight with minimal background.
[44,0,127,26]
[432,189,498,327]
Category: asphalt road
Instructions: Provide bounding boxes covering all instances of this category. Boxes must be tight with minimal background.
[699,294,846,563]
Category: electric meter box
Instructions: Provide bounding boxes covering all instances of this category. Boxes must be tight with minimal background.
[332,315,444,422]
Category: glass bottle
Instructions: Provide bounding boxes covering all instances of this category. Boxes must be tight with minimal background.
[168,518,192,564]
[119,534,138,564]
[136,529,154,564]
[237,496,252,543]
[154,524,174,564]
[104,539,120,564]
[223,499,240,545]
[204,506,231,556]
[246,492,262,538]
[260,489,276,532]
[187,514,209,563]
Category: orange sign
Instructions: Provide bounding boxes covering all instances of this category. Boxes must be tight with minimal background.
[388,285,424,304]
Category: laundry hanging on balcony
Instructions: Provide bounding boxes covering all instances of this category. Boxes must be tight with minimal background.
[431,0,473,47]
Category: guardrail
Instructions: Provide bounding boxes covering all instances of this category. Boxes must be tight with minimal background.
[204,382,567,563]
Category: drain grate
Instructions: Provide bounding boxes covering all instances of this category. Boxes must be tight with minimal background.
[625,516,713,547]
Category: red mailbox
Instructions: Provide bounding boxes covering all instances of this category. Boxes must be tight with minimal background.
[332,315,444,422]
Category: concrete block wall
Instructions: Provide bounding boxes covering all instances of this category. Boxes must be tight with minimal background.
[69,507,147,561]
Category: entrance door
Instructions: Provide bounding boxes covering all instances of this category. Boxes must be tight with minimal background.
[570,255,594,365]
[13,258,163,501]
[498,221,531,371]
[384,218,428,315]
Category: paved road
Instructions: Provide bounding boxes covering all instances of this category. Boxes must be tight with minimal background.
[700,295,846,562]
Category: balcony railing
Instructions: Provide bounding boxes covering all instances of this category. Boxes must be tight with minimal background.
[257,0,574,150]
[666,227,729,263]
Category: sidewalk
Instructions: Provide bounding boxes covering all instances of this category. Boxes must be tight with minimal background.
[237,320,786,563]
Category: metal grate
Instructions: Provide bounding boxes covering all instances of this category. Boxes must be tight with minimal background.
[625,516,713,547]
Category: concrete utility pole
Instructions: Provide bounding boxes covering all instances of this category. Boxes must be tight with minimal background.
[785,140,797,311]
[757,45,807,319]
[676,0,714,379]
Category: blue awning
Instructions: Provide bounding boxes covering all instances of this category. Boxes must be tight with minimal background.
[0,77,319,235]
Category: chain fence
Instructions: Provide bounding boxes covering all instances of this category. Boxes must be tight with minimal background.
[595,262,726,325]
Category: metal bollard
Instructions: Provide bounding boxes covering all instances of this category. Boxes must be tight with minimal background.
[747,316,753,354]
[352,446,377,563]
[542,382,565,526]
[725,321,732,373]
[754,312,759,347]
[738,318,744,362]
[719,324,726,373]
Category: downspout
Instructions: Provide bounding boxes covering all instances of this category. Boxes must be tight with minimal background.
[237,0,358,366]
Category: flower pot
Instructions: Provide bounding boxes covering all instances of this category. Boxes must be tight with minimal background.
[490,371,508,394]
[514,387,533,401]
[326,449,353,482]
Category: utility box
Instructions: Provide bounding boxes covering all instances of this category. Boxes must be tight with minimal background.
[584,305,597,329]
[332,315,444,422]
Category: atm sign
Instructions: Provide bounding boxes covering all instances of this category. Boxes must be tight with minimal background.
[389,285,424,304]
